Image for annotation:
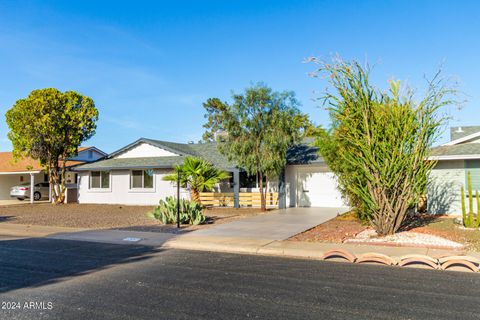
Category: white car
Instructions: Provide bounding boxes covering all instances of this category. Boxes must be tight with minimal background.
[10,182,50,201]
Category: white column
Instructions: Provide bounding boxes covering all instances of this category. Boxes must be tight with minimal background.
[29,172,34,204]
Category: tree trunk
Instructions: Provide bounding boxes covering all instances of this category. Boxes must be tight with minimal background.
[368,174,411,236]
[191,188,201,204]
[259,171,266,211]
[49,161,66,204]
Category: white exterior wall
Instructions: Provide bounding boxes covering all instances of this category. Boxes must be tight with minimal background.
[0,173,45,200]
[116,143,178,158]
[427,160,465,215]
[77,169,189,205]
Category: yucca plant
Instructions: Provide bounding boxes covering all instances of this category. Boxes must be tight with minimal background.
[147,196,205,225]
[311,58,454,235]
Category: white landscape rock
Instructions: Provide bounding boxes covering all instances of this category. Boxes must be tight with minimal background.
[346,229,464,250]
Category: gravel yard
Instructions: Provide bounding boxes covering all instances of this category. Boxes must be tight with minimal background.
[345,229,464,250]
[290,210,480,251]
[0,203,265,233]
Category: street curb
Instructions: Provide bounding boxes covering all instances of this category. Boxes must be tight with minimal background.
[164,235,480,272]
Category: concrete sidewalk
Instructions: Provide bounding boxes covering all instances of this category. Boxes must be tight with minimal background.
[49,229,177,246]
[0,223,87,238]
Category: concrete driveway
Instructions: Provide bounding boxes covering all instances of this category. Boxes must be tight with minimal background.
[190,207,349,240]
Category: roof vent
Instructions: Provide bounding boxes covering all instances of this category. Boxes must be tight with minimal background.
[455,127,464,133]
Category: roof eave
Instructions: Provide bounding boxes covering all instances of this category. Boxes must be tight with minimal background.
[74,164,240,172]
[0,170,43,175]
[443,131,480,146]
[73,164,177,171]
[427,154,480,160]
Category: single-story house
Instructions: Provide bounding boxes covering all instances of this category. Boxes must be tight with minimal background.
[0,147,106,202]
[74,138,348,208]
[428,126,480,215]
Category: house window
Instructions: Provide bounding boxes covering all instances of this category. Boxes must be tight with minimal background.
[88,150,93,159]
[90,171,110,189]
[131,170,154,189]
[465,160,480,192]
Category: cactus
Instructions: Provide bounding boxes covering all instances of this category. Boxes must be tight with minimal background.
[461,185,467,226]
[468,171,474,226]
[477,191,480,229]
[147,196,205,225]
[460,171,479,229]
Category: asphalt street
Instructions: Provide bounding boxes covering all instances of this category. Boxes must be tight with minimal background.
[0,237,479,320]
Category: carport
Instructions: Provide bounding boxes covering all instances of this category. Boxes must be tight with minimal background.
[0,152,48,204]
[0,171,46,204]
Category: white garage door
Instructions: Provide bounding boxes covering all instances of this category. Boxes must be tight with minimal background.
[296,167,345,207]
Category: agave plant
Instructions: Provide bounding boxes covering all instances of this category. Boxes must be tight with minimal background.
[163,156,230,203]
[147,196,206,225]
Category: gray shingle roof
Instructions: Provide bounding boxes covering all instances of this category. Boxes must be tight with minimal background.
[450,126,480,141]
[75,137,324,171]
[286,142,323,164]
[430,143,480,157]
[75,138,236,171]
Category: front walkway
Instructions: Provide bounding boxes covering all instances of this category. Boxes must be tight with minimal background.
[189,207,349,240]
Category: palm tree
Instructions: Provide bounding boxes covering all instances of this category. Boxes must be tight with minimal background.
[163,156,230,203]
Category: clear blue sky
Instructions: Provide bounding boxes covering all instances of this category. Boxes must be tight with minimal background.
[0,0,478,153]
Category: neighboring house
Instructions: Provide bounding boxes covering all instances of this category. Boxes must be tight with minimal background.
[428,126,480,215]
[74,138,347,208]
[0,147,106,201]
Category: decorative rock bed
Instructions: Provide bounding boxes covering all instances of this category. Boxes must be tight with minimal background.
[345,229,465,250]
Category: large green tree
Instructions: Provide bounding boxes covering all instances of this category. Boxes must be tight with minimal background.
[203,83,309,210]
[163,156,230,203]
[6,88,98,204]
[312,58,454,235]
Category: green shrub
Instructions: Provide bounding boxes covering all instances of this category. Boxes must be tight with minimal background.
[147,196,206,225]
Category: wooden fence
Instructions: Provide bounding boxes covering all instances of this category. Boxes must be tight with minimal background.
[199,192,279,207]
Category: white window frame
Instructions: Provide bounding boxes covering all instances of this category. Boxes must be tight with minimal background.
[129,169,155,192]
[89,171,111,191]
